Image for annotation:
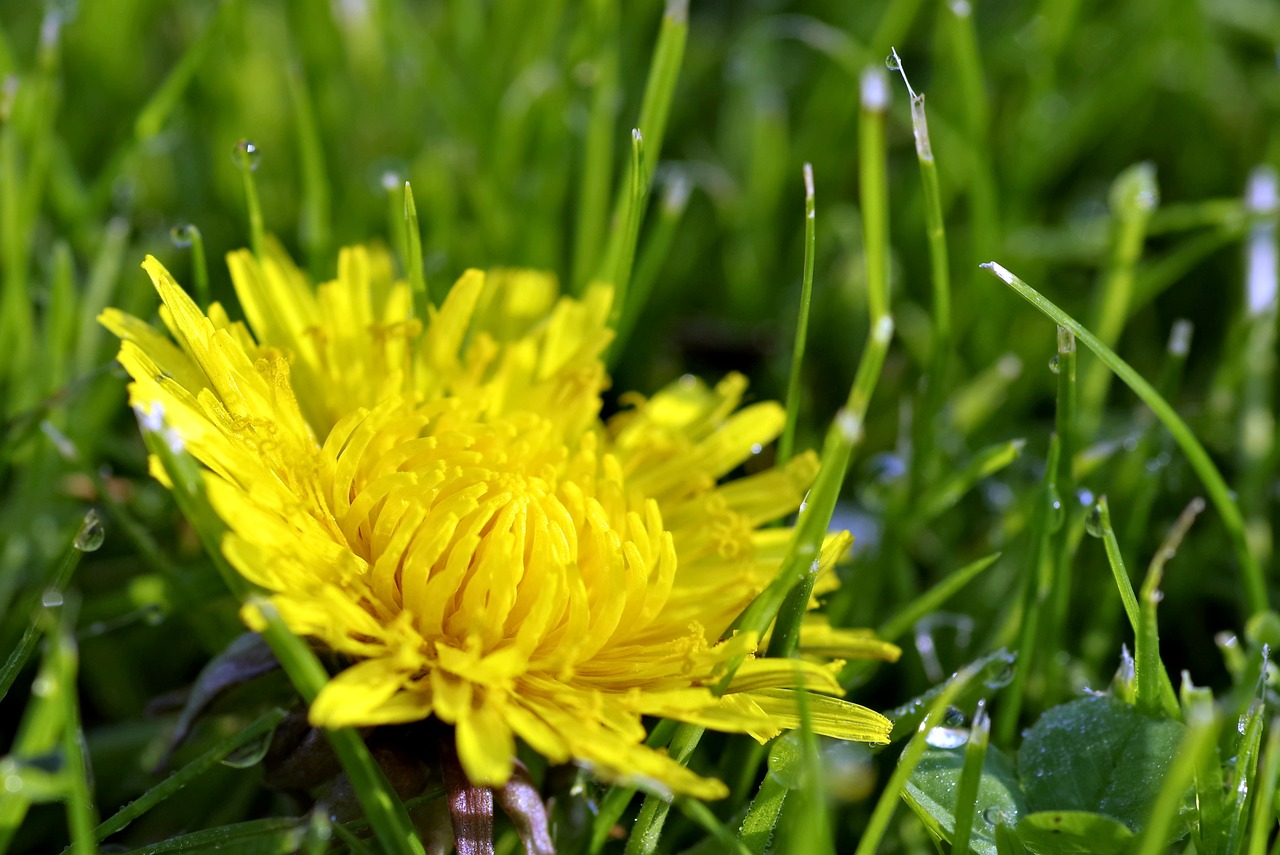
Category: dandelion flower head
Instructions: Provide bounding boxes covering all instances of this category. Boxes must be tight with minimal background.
[101,241,896,798]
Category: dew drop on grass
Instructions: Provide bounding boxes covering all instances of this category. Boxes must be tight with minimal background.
[982,807,1009,826]
[1085,502,1104,538]
[74,509,105,552]
[885,52,901,71]
[3,774,21,794]
[170,224,197,248]
[983,661,1015,689]
[1048,490,1065,532]
[234,139,260,171]
[924,727,968,749]
[41,589,64,608]
[1048,355,1060,374]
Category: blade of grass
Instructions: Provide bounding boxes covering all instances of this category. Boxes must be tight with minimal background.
[235,140,266,258]
[89,709,287,843]
[778,163,817,466]
[588,719,678,854]
[1095,496,1141,631]
[571,0,619,293]
[0,510,96,703]
[1247,717,1280,855]
[169,225,209,308]
[853,662,981,855]
[121,817,305,854]
[595,0,687,293]
[859,67,890,328]
[608,129,646,330]
[1134,703,1217,855]
[993,433,1059,744]
[1080,163,1159,435]
[911,439,1024,525]
[623,723,706,855]
[53,619,97,855]
[1135,498,1200,719]
[981,260,1267,616]
[287,60,333,277]
[950,701,991,855]
[403,181,427,315]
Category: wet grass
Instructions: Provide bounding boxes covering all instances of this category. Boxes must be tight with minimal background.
[2,0,1280,852]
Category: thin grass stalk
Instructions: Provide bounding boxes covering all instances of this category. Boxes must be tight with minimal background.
[994,434,1059,745]
[0,510,94,702]
[1080,163,1158,435]
[588,719,678,854]
[287,61,333,277]
[403,181,428,313]
[571,0,619,293]
[982,260,1268,615]
[91,709,287,842]
[1238,166,1278,563]
[852,663,981,855]
[623,724,706,855]
[608,130,645,330]
[1247,718,1280,855]
[235,141,266,258]
[610,173,690,361]
[943,0,997,258]
[778,163,817,466]
[1095,497,1140,631]
[170,225,209,309]
[859,67,890,328]
[54,624,98,855]
[950,702,990,855]
[1134,704,1217,855]
[596,0,687,291]
[755,315,894,664]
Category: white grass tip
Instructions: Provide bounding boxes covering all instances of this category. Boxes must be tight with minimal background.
[980,261,1015,285]
[664,0,689,25]
[1247,165,1278,214]
[803,162,814,202]
[948,0,972,17]
[860,67,889,111]
[632,128,643,144]
[996,353,1023,380]
[380,171,401,192]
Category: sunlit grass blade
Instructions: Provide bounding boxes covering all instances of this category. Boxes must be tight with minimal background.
[53,618,97,855]
[235,140,266,258]
[608,129,646,330]
[402,181,427,314]
[588,719,677,854]
[981,260,1268,616]
[737,765,789,854]
[1135,498,1200,719]
[674,798,752,855]
[1094,496,1140,632]
[169,225,209,308]
[778,163,817,466]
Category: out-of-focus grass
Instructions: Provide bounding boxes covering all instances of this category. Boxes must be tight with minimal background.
[1,0,1279,852]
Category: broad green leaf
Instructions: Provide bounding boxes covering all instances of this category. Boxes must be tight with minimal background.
[902,743,1027,855]
[1018,696,1185,832]
[1015,810,1135,855]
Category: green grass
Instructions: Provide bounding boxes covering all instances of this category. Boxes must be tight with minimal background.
[2,0,1280,853]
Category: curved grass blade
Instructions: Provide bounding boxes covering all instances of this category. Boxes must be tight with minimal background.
[981,260,1267,616]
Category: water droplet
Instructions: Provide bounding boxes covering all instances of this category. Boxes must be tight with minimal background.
[822,743,874,802]
[1048,355,1061,374]
[750,443,763,455]
[170,224,197,248]
[3,774,21,793]
[925,726,969,749]
[380,170,401,192]
[31,676,55,697]
[74,509,105,552]
[1239,714,1249,735]
[983,661,1016,689]
[233,139,260,171]
[766,732,808,789]
[1048,490,1065,532]
[942,706,967,728]
[1085,503,1104,538]
[885,52,901,71]
[41,589,64,608]
[982,807,1008,826]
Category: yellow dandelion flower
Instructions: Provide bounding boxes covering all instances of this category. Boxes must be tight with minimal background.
[101,241,896,799]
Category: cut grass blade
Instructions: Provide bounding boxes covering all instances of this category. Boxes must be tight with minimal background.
[859,66,890,328]
[982,260,1268,616]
